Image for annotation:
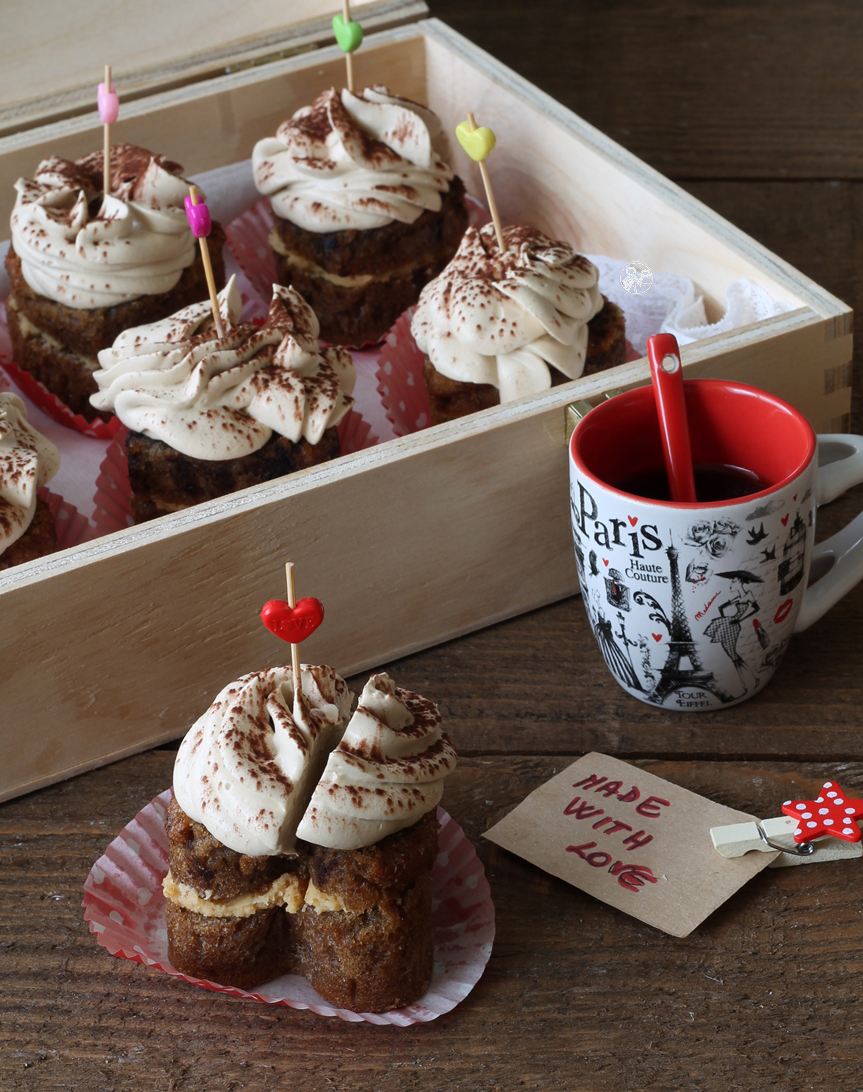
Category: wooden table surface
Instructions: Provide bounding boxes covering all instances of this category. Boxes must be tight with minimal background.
[4,2,863,1089]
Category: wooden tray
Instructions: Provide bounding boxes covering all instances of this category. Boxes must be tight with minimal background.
[0,15,852,802]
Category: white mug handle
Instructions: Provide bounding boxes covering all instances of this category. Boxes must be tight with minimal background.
[795,434,863,632]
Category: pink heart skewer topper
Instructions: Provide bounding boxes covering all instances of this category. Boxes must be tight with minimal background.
[98,64,118,196]
[184,185,224,338]
[97,81,119,124]
[261,563,325,686]
[183,194,212,239]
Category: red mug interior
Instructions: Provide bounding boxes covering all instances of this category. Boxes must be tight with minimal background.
[571,379,816,504]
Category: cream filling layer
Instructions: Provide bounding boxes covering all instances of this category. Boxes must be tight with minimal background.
[162,871,304,917]
[269,232,430,288]
[13,311,98,371]
[162,872,349,917]
[303,881,349,914]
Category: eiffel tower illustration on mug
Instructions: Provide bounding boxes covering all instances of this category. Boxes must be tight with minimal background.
[635,543,735,706]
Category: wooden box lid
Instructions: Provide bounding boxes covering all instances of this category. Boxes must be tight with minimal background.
[0,0,425,135]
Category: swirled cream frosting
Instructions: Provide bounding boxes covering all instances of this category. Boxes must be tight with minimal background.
[411,224,604,402]
[10,144,198,309]
[252,86,454,232]
[173,665,353,857]
[0,393,60,556]
[296,672,458,851]
[89,275,356,458]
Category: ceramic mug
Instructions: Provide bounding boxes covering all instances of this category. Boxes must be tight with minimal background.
[569,378,863,710]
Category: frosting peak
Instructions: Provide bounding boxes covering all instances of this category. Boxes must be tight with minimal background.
[172,665,353,857]
[10,144,198,309]
[0,393,60,556]
[296,672,458,850]
[89,276,356,458]
[174,669,456,855]
[252,86,454,232]
[411,224,604,402]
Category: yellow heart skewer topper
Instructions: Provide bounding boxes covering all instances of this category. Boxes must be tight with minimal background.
[455,120,496,161]
[456,113,506,252]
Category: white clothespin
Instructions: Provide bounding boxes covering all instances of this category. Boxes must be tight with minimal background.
[711,814,862,868]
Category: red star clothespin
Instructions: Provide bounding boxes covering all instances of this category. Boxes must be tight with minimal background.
[781,780,863,844]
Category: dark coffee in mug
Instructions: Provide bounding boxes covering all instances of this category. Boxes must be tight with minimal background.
[615,463,769,502]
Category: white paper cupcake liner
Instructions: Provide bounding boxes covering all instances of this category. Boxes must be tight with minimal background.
[83,789,495,1025]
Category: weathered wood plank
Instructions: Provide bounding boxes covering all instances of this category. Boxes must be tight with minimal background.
[3,753,862,1091]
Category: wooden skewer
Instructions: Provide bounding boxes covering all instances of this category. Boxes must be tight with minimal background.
[285,562,302,690]
[103,65,111,197]
[467,112,506,252]
[343,0,354,92]
[187,185,224,338]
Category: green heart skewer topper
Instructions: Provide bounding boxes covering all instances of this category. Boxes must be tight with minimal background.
[456,113,506,252]
[333,1,363,92]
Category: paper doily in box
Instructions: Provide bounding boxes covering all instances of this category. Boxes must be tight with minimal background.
[83,790,495,1025]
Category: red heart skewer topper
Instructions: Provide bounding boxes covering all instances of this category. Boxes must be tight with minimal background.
[261,597,325,644]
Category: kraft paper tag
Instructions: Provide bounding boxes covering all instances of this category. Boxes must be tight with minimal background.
[483,752,770,937]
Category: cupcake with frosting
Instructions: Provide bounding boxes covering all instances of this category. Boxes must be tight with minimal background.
[0,392,61,570]
[5,145,225,420]
[294,672,456,1012]
[252,86,468,346]
[90,275,356,522]
[411,223,626,423]
[163,667,457,1011]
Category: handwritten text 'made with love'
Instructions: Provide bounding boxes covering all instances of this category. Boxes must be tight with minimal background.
[564,772,670,893]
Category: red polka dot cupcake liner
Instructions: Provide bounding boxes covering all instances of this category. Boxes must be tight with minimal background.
[83,789,495,1024]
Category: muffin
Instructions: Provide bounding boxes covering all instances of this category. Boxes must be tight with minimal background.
[5,144,225,420]
[164,664,351,990]
[295,673,454,1011]
[89,275,355,522]
[411,223,627,423]
[0,392,61,570]
[252,85,468,346]
[164,668,457,1011]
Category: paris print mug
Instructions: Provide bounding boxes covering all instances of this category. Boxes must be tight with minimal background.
[569,379,863,710]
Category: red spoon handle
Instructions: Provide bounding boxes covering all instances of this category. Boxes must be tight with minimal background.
[646,333,697,503]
